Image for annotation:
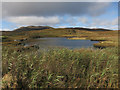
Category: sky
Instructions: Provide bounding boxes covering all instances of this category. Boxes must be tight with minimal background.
[1,1,119,31]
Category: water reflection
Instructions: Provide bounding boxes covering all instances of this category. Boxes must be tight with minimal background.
[26,37,98,49]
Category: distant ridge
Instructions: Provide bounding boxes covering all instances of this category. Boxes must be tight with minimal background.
[14,26,53,31]
[14,26,112,31]
[64,27,112,31]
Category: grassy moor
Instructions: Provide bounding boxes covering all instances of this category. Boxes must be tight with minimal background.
[1,26,119,88]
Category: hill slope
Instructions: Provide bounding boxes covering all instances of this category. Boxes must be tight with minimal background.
[14,26,53,31]
[14,26,112,32]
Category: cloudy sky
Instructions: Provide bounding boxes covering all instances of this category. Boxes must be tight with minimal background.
[1,1,118,31]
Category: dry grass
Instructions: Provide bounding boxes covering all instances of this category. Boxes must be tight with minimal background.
[2,46,118,88]
[2,29,118,48]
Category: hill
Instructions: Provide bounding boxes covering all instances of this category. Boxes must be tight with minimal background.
[14,26,112,32]
[64,27,112,31]
[14,26,53,31]
[2,26,118,48]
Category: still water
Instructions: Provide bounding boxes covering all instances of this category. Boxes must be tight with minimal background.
[26,37,98,49]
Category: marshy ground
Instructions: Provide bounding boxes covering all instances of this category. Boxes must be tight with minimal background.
[2,28,118,48]
[1,27,119,88]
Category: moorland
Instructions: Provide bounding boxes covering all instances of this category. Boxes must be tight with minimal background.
[1,26,119,88]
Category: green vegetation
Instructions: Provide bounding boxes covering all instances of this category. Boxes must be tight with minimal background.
[2,26,118,48]
[2,46,118,88]
[2,26,118,89]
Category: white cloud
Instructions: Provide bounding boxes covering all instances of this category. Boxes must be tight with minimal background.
[58,26,67,28]
[111,18,118,26]
[5,15,118,30]
[6,16,60,26]
[78,17,88,24]
[59,16,118,30]
[0,28,11,31]
[60,16,89,26]
[90,18,118,27]
[110,26,118,30]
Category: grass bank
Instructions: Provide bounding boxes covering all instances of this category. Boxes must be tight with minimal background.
[2,28,118,48]
[2,46,118,88]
